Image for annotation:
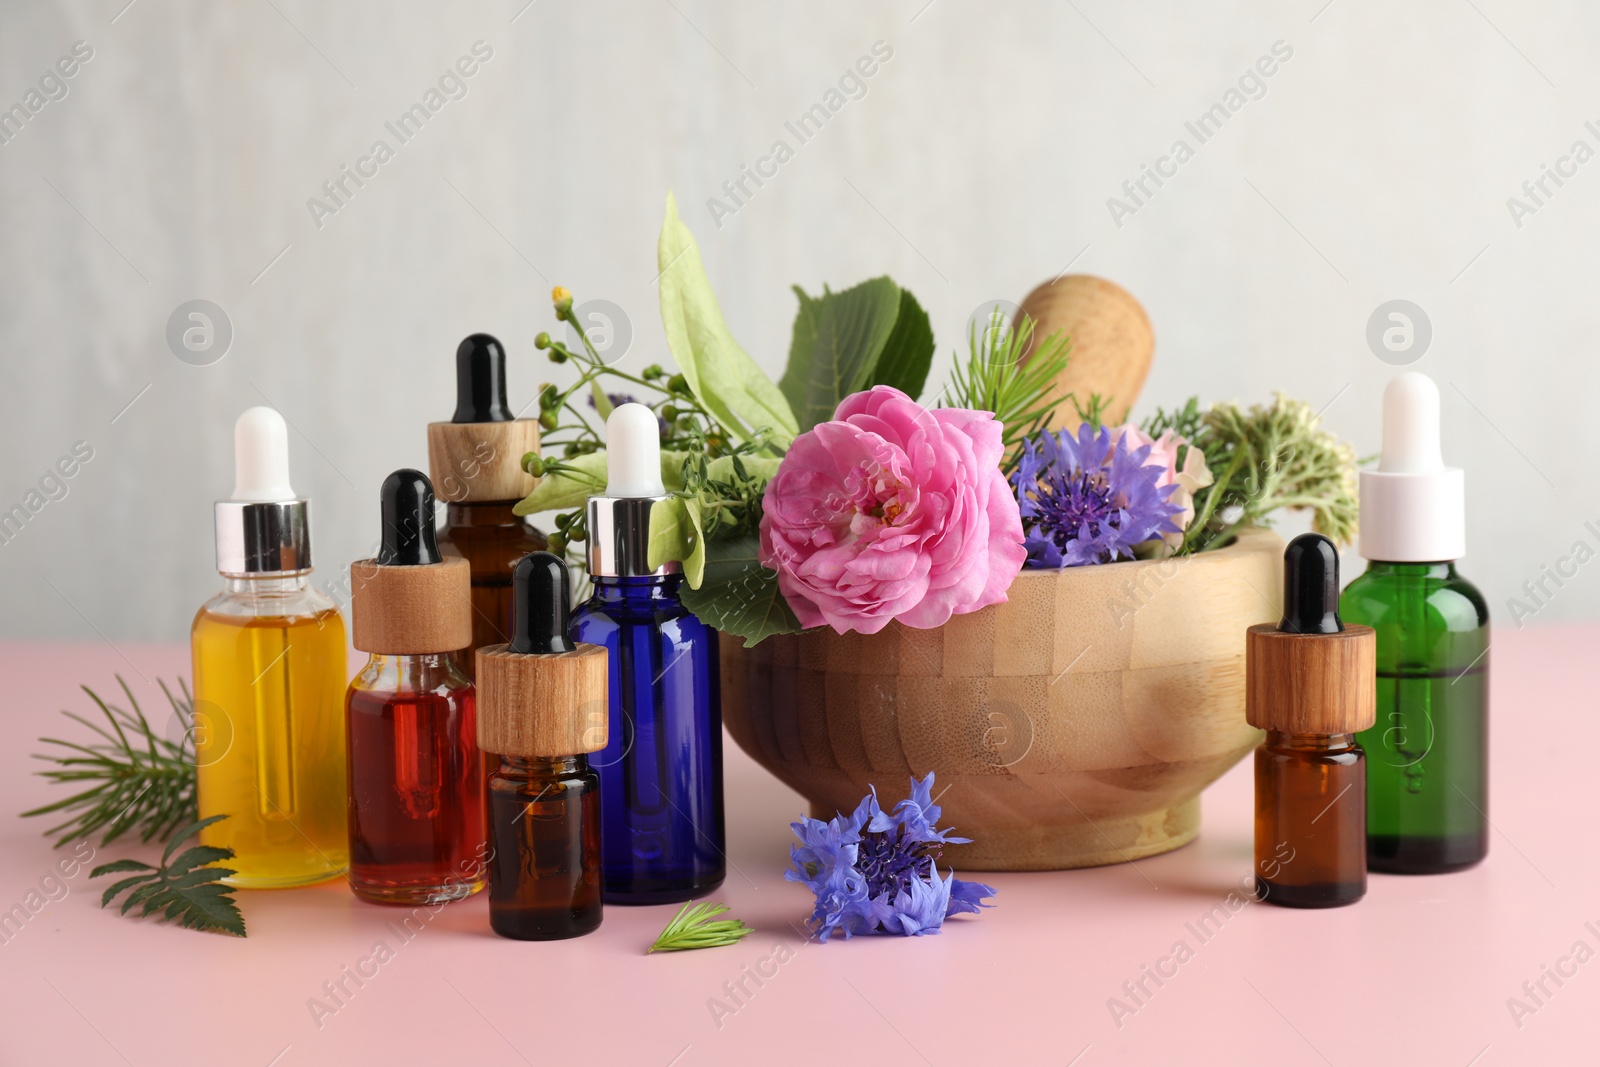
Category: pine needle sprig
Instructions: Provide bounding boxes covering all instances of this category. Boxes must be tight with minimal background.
[23,677,197,847]
[647,901,753,953]
[91,815,245,937]
[943,309,1072,473]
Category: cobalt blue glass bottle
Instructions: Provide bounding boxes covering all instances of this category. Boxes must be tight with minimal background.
[572,403,725,904]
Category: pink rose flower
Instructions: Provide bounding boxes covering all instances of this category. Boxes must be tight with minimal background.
[759,386,1026,635]
[1107,424,1214,551]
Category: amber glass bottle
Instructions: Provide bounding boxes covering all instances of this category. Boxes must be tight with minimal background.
[427,333,547,683]
[1246,534,1376,909]
[477,553,609,941]
[1254,732,1366,906]
[487,756,602,940]
[438,500,545,678]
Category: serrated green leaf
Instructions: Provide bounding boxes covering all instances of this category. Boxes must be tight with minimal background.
[870,287,935,401]
[779,277,903,432]
[658,193,797,448]
[678,536,803,647]
[92,814,245,936]
[90,858,154,877]
[166,844,235,875]
[100,873,155,908]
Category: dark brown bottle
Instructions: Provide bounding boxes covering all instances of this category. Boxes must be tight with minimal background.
[1246,533,1375,909]
[487,756,602,939]
[476,552,609,941]
[427,333,547,683]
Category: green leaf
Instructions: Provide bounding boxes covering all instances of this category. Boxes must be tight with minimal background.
[513,453,608,515]
[93,814,246,937]
[648,901,754,953]
[514,449,697,517]
[678,535,803,647]
[871,287,935,401]
[705,453,780,485]
[647,497,706,588]
[658,193,797,448]
[779,277,902,431]
[99,873,155,909]
[589,381,616,421]
[89,858,154,877]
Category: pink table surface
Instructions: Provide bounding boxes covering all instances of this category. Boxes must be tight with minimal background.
[0,627,1591,1067]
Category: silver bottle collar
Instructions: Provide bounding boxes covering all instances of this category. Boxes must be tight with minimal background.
[215,500,312,576]
[586,496,679,579]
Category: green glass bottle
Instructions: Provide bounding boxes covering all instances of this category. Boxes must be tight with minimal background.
[1344,372,1488,874]
[1342,561,1488,872]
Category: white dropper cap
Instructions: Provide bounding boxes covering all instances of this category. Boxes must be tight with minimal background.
[604,403,665,497]
[231,406,297,502]
[1358,372,1465,562]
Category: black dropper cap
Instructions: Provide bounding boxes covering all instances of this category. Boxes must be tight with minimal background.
[377,469,441,566]
[507,551,575,654]
[452,333,513,424]
[1279,532,1343,635]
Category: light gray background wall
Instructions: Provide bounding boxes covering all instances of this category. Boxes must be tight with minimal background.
[0,0,1591,643]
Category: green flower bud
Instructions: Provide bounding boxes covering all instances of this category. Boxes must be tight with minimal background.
[540,411,558,431]
[549,349,568,364]
[534,331,552,350]
[667,374,688,395]
[547,532,567,556]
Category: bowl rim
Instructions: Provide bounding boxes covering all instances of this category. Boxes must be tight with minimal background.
[1005,523,1282,585]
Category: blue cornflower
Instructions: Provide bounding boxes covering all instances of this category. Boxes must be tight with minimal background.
[786,772,997,941]
[1011,423,1182,568]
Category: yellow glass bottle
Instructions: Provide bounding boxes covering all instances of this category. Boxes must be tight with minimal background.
[193,408,349,887]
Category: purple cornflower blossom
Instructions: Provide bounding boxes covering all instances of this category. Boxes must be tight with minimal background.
[785,772,997,941]
[1011,423,1182,568]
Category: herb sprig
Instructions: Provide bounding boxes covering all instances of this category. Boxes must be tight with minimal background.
[24,678,197,848]
[91,814,245,937]
[648,901,753,953]
[942,309,1071,472]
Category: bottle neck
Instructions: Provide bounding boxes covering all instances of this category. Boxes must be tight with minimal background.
[222,573,310,594]
[1266,730,1359,753]
[588,574,681,603]
[359,652,469,693]
[497,754,586,779]
[445,501,524,528]
[1363,560,1457,578]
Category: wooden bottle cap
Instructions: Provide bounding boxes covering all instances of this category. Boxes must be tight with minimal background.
[476,642,609,756]
[350,556,472,655]
[426,419,542,505]
[1245,623,1376,734]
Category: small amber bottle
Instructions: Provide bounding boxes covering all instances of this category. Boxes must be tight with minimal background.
[427,334,547,683]
[476,552,608,940]
[1247,533,1376,908]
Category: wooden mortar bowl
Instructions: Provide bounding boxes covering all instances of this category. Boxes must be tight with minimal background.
[720,526,1283,870]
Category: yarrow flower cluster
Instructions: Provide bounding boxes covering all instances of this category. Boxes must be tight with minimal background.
[786,772,997,941]
[1011,423,1184,568]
